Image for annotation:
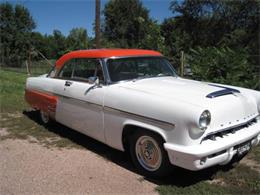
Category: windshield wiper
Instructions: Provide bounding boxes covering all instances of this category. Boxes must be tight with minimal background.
[132,75,154,82]
[156,73,173,77]
[132,74,174,82]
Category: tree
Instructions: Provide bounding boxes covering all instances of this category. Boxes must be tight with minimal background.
[161,0,259,89]
[51,30,67,59]
[30,28,89,60]
[30,32,47,60]
[0,2,36,66]
[167,0,259,50]
[103,0,151,48]
[161,18,191,62]
[66,28,88,51]
[139,21,166,53]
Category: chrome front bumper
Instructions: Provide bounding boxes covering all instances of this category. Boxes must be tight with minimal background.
[164,122,260,171]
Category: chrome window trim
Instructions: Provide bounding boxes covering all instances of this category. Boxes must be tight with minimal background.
[55,58,107,85]
[103,56,178,85]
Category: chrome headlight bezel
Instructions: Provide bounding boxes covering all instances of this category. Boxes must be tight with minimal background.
[199,110,211,130]
[256,115,260,122]
[256,103,260,122]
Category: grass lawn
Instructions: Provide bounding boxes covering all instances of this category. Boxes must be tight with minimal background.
[0,69,80,148]
[0,69,259,194]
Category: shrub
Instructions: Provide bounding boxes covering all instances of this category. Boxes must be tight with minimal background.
[187,47,259,90]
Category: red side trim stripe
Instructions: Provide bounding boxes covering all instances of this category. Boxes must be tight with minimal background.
[25,89,58,114]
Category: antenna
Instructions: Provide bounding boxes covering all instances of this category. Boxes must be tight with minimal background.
[33,48,54,67]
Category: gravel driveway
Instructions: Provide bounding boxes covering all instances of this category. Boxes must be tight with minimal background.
[0,139,157,194]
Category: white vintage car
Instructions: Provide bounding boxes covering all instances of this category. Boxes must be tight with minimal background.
[25,49,260,177]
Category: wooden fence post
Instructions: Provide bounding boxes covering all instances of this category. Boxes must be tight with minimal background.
[25,60,31,76]
[28,48,32,75]
[180,51,184,77]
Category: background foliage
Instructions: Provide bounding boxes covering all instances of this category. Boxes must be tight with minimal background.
[0,0,259,89]
[187,47,259,89]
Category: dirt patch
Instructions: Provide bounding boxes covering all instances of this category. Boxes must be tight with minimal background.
[0,128,9,137]
[6,112,23,118]
[241,157,260,174]
[0,112,23,120]
[206,178,226,186]
[27,135,39,143]
[0,139,157,194]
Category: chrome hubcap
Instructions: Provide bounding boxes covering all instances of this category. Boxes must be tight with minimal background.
[40,111,49,124]
[135,136,162,171]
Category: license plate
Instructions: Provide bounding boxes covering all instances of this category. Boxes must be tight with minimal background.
[237,141,251,156]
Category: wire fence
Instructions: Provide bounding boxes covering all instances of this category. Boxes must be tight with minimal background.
[253,65,260,77]
[250,54,260,78]
[1,55,259,79]
[0,60,55,76]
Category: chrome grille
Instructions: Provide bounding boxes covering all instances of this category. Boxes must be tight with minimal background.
[201,118,258,143]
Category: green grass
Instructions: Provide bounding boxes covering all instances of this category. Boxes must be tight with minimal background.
[0,69,81,148]
[0,69,259,194]
[0,69,28,111]
[156,164,260,195]
[248,144,260,163]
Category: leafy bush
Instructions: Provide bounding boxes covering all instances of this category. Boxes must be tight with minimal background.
[187,47,259,90]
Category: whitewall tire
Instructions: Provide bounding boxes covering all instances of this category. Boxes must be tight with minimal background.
[129,130,172,177]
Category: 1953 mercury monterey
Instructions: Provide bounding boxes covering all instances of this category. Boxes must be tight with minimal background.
[25,49,260,177]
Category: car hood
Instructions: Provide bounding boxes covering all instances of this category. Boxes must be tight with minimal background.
[117,77,259,133]
[118,77,225,105]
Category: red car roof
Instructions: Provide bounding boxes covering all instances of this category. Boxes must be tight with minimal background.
[55,49,162,68]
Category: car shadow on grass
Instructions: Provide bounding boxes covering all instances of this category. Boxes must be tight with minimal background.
[147,164,235,186]
[23,110,236,187]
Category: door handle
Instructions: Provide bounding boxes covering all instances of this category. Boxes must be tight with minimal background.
[65,81,73,86]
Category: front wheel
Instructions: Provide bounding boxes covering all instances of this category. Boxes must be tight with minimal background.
[129,130,172,177]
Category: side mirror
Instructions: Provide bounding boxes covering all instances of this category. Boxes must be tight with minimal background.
[88,76,99,85]
[84,76,101,95]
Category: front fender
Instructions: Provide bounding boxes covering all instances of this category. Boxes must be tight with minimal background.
[122,119,170,142]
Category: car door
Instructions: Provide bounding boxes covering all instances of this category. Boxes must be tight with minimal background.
[54,58,105,143]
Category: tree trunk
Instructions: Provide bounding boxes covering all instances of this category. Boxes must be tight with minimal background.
[95,0,101,48]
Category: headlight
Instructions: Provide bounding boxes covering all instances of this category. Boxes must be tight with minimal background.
[256,115,260,122]
[199,110,211,130]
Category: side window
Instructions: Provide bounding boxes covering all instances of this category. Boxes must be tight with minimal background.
[58,58,104,83]
[58,59,75,78]
[73,59,104,83]
[72,59,98,80]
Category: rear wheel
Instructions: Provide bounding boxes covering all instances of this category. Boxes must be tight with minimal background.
[129,130,172,177]
[39,110,50,125]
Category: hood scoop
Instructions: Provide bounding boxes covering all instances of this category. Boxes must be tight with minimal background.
[206,84,240,98]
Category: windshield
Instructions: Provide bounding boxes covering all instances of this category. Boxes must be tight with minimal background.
[106,57,177,82]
